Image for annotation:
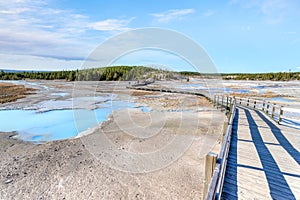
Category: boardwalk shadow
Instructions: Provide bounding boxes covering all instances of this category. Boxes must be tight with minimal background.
[255,110,300,165]
[222,108,297,200]
[244,109,295,199]
[221,109,239,200]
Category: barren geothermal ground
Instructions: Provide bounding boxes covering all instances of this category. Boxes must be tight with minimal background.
[0,80,225,199]
[1,79,299,199]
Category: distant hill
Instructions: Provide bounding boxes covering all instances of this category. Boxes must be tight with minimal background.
[0,69,52,73]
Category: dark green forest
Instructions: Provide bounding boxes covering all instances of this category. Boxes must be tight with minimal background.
[222,72,300,81]
[179,71,201,76]
[0,70,76,81]
[172,71,300,81]
[0,66,161,81]
[1,66,299,81]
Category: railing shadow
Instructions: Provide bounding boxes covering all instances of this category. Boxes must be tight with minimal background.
[244,109,296,199]
[255,110,300,165]
[280,118,300,130]
[221,109,239,200]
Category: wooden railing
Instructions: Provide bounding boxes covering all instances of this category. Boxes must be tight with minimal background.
[204,96,236,200]
[213,95,300,126]
[234,97,282,123]
[280,107,300,128]
[233,97,300,128]
[204,95,300,199]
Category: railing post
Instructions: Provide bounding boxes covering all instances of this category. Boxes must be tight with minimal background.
[278,106,284,124]
[271,104,276,119]
[217,96,219,109]
[222,96,224,108]
[254,100,256,109]
[266,103,270,115]
[228,98,234,120]
[226,96,229,110]
[203,152,218,200]
[247,98,250,107]
[262,100,265,111]
[239,98,242,105]
[213,95,216,106]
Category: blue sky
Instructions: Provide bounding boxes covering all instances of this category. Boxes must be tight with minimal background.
[0,0,299,73]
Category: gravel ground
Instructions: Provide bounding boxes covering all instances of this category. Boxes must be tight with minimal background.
[0,80,225,199]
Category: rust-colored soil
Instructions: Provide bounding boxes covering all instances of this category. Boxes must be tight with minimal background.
[131,90,159,96]
[0,83,35,104]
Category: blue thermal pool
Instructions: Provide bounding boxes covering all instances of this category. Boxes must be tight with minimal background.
[269,97,295,103]
[0,100,149,142]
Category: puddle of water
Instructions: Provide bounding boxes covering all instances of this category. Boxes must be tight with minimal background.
[252,85,266,93]
[36,95,117,112]
[51,93,69,97]
[179,83,206,89]
[133,106,151,112]
[224,88,250,93]
[0,100,149,142]
[253,85,265,89]
[269,97,294,103]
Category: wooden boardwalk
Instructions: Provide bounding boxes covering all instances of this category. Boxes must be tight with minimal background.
[221,106,300,200]
[127,87,300,199]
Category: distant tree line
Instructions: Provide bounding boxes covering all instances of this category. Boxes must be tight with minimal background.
[2,66,298,81]
[222,72,300,81]
[179,71,201,76]
[77,66,158,81]
[0,66,162,81]
[0,70,76,81]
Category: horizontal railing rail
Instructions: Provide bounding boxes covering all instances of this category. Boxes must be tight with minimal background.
[232,96,300,128]
[280,107,300,129]
[214,96,300,125]
[205,96,236,200]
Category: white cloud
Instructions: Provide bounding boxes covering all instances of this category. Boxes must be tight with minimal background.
[0,1,88,55]
[0,53,83,71]
[151,9,195,23]
[88,18,135,31]
[261,0,286,24]
[202,10,216,17]
[284,31,296,34]
[0,8,31,15]
[0,0,135,69]
[229,0,299,24]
